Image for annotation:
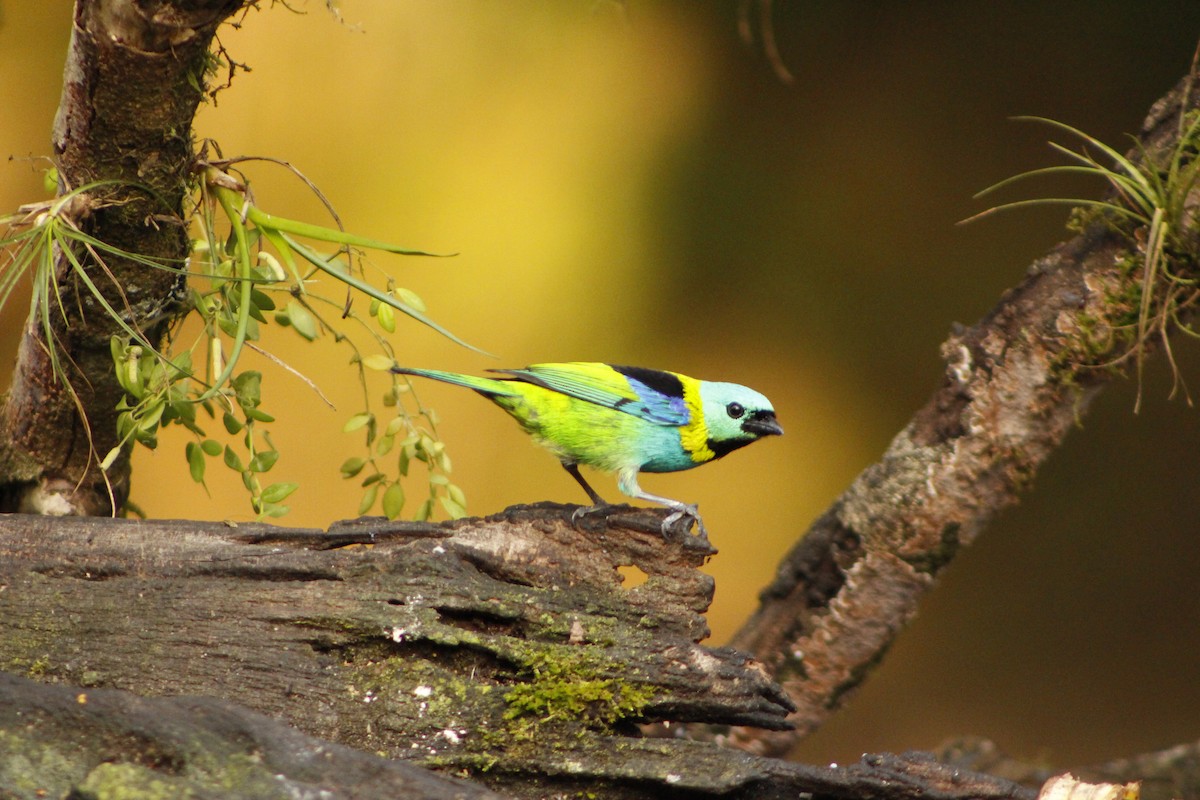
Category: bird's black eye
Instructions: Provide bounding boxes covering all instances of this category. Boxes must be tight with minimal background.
[726,402,745,419]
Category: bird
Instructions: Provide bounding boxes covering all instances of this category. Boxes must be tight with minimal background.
[390,362,782,538]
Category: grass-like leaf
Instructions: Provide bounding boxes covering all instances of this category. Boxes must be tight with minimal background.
[283,234,489,356]
[968,111,1200,411]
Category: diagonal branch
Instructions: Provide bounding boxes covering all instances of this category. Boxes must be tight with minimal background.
[722,57,1200,756]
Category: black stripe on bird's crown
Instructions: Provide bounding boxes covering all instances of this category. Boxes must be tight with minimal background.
[610,365,685,399]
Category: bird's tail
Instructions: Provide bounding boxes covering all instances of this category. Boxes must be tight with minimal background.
[391,367,519,397]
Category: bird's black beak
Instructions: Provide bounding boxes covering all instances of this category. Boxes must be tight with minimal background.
[742,410,783,437]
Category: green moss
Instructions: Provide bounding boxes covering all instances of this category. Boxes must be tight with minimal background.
[1049,251,1142,385]
[0,730,82,797]
[75,762,193,800]
[501,648,655,728]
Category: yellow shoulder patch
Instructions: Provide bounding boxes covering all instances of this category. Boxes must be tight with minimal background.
[679,377,715,463]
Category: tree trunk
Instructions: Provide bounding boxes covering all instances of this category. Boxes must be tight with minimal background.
[0,0,247,516]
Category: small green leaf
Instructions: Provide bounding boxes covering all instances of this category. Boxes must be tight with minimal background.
[362,354,395,371]
[186,441,206,484]
[375,435,394,457]
[223,412,243,434]
[439,496,467,520]
[109,335,125,374]
[260,503,290,518]
[117,412,136,443]
[232,370,262,410]
[340,456,366,478]
[223,445,244,472]
[376,303,396,333]
[416,498,434,522]
[286,299,318,341]
[344,412,373,433]
[217,314,238,339]
[261,482,299,504]
[246,408,275,423]
[138,400,166,434]
[358,484,379,515]
[171,398,197,427]
[393,286,426,312]
[170,349,193,374]
[249,288,276,312]
[248,450,280,473]
[447,483,466,507]
[201,438,223,456]
[382,482,405,519]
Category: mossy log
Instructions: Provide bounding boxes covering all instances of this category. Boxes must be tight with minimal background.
[0,504,1031,799]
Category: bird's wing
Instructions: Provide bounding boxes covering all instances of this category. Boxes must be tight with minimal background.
[491,363,690,427]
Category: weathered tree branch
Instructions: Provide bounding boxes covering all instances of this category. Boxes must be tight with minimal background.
[722,59,1200,755]
[0,0,248,516]
[0,671,506,799]
[0,672,1039,800]
[0,507,1041,800]
[0,507,780,798]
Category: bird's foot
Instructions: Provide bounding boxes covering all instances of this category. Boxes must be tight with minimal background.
[571,504,596,524]
[570,502,708,544]
[570,502,620,527]
[661,504,708,542]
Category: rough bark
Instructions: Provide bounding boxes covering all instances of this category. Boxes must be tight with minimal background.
[0,671,504,800]
[0,0,248,516]
[721,62,1200,755]
[0,505,1036,800]
[0,668,1040,800]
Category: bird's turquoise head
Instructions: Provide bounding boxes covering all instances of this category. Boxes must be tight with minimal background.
[698,381,783,459]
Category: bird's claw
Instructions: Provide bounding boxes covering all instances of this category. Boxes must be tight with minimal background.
[661,504,707,541]
[570,502,708,542]
[571,503,616,527]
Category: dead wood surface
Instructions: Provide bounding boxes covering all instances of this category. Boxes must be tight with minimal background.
[0,670,504,800]
[0,505,785,798]
[0,506,1034,800]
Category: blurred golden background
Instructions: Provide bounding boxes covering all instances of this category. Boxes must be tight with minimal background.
[2,0,1199,771]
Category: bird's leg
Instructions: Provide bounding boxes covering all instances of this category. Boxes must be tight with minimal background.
[617,471,707,540]
[562,462,613,525]
[562,462,606,505]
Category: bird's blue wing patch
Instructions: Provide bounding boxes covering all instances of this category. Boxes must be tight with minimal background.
[620,376,690,426]
[492,363,690,427]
